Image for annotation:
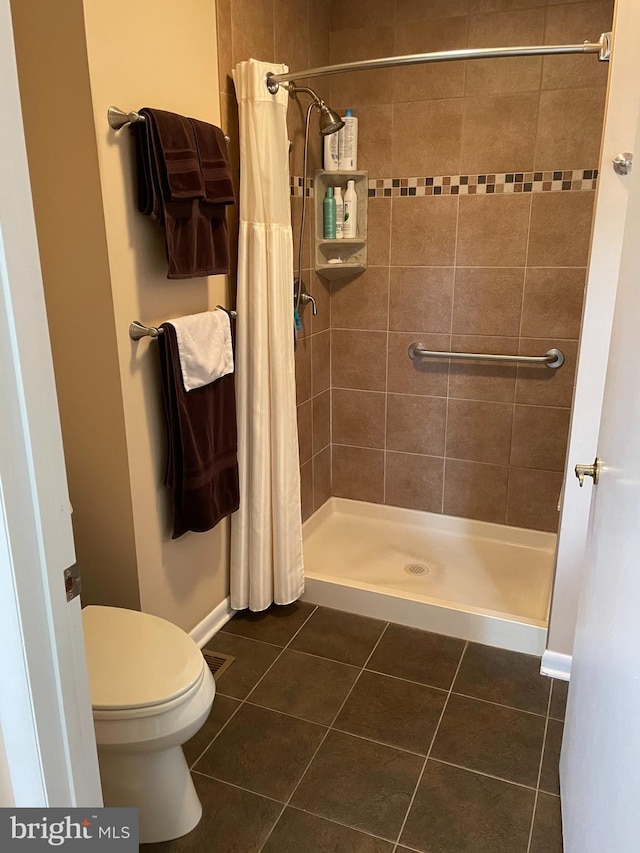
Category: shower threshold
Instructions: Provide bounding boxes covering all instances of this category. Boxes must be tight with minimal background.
[301,498,556,656]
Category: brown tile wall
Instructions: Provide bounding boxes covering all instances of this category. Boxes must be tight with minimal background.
[216,0,332,521]
[324,0,613,532]
[217,0,611,532]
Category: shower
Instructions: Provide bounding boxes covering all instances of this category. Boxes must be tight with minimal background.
[262,25,613,658]
[283,80,344,321]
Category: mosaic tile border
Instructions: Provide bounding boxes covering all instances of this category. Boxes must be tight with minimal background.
[289,169,598,197]
[368,169,599,197]
[290,176,313,198]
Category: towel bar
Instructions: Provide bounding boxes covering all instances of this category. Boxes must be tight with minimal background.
[130,308,238,341]
[108,106,231,144]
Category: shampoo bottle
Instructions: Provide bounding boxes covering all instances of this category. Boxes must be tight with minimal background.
[323,132,340,171]
[323,186,337,239]
[338,108,358,170]
[342,180,357,238]
[334,185,344,239]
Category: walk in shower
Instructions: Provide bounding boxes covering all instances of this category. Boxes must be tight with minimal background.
[217,0,615,655]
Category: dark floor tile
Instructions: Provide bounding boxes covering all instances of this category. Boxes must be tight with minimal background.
[550,679,568,721]
[453,643,551,715]
[140,775,281,852]
[540,719,563,795]
[194,703,325,801]
[289,607,387,666]
[221,601,315,646]
[335,670,446,754]
[261,808,393,853]
[291,730,423,840]
[210,633,281,700]
[431,694,545,787]
[183,694,240,766]
[248,649,360,724]
[530,792,564,853]
[400,760,535,853]
[366,624,465,690]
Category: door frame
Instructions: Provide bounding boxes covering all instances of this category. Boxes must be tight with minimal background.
[545,0,640,676]
[0,0,101,806]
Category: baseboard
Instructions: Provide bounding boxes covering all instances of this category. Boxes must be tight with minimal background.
[541,649,572,681]
[190,596,235,648]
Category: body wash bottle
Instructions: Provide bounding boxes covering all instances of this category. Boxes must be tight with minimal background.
[334,185,344,239]
[323,186,337,239]
[338,108,358,171]
[343,180,357,238]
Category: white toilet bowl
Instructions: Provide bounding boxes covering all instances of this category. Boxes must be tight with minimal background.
[82,605,215,845]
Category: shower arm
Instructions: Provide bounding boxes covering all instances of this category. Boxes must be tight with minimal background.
[265,33,611,92]
[285,83,323,106]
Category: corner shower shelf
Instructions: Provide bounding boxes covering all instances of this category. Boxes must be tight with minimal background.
[314,170,368,281]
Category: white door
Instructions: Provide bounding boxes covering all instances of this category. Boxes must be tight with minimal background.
[560,106,640,851]
[546,0,640,668]
[0,0,101,806]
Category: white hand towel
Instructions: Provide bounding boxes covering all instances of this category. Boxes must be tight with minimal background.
[167,308,234,392]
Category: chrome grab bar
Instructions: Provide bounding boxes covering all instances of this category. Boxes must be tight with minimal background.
[408,342,565,369]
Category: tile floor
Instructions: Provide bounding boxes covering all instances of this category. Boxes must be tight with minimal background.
[143,603,566,853]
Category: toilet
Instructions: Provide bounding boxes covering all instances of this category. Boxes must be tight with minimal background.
[82,605,215,845]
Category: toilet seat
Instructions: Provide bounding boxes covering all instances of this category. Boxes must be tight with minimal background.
[82,605,206,713]
[91,667,208,721]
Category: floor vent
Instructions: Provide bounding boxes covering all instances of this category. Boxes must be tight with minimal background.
[404,563,430,576]
[202,649,235,680]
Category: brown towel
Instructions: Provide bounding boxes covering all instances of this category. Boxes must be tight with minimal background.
[134,108,235,279]
[190,118,235,203]
[157,321,240,539]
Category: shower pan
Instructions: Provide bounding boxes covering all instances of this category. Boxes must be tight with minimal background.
[302,500,555,655]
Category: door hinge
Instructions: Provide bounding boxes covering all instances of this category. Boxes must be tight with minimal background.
[64,565,81,602]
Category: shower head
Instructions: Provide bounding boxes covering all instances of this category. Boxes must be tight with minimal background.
[286,81,344,135]
[318,104,344,136]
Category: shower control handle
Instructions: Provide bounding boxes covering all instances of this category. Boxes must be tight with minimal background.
[575,458,601,487]
[299,291,318,315]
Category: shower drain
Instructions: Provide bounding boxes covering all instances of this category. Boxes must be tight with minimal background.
[404,563,430,576]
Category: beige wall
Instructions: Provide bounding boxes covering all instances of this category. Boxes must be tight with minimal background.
[13,0,231,631]
[11,0,140,610]
[81,0,230,630]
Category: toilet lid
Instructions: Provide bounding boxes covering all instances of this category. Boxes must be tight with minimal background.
[82,606,205,711]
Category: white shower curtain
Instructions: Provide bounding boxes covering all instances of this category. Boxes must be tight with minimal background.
[230,59,304,611]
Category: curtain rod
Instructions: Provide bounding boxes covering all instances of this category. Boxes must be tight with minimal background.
[265,32,612,92]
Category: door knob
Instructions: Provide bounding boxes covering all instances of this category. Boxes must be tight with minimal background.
[612,153,633,176]
[575,457,601,487]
